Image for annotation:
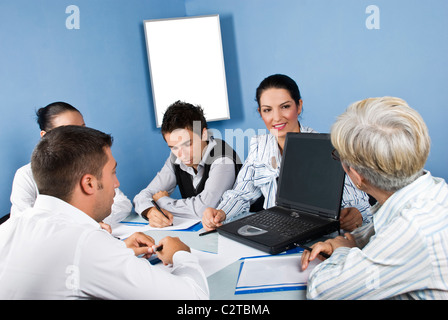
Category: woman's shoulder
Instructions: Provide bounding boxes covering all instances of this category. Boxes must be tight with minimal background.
[300,124,318,133]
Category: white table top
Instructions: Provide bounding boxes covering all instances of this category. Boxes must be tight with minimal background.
[112,213,313,299]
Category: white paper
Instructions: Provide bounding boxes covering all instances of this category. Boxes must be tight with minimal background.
[235,254,321,294]
[113,216,200,239]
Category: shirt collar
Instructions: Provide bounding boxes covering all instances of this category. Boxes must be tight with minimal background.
[372,170,433,229]
[33,194,101,229]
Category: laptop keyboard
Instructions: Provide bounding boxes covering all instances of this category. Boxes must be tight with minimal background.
[245,211,319,238]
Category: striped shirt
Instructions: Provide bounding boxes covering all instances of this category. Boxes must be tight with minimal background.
[307,171,448,300]
[217,127,371,223]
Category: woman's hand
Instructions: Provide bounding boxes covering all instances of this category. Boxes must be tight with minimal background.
[339,207,363,231]
[301,233,357,270]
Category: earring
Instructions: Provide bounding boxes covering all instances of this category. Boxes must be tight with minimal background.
[356,183,362,189]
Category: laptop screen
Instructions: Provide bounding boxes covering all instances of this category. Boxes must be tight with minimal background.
[276,133,345,219]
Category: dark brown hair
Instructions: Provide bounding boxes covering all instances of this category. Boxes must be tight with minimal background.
[161,100,207,137]
[31,125,113,202]
[255,74,302,108]
[36,101,81,131]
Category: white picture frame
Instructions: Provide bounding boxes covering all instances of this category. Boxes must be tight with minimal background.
[144,15,230,127]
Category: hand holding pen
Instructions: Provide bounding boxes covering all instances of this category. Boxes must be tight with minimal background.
[152,236,191,265]
[148,199,174,227]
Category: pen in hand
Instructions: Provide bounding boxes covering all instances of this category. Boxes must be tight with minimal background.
[153,244,163,252]
[149,245,163,265]
[151,199,173,226]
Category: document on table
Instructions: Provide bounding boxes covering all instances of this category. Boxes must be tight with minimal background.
[120,213,149,225]
[120,214,199,230]
[235,254,321,295]
[114,213,201,239]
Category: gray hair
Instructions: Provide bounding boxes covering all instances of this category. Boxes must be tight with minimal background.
[331,97,430,192]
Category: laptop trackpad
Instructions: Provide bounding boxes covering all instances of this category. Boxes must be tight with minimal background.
[237,225,268,236]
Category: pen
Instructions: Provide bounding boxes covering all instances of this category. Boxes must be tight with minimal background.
[150,258,162,265]
[148,245,163,265]
[296,244,331,259]
[199,229,217,236]
[151,199,173,226]
[153,244,163,252]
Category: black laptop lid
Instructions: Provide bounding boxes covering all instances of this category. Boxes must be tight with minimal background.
[276,133,345,220]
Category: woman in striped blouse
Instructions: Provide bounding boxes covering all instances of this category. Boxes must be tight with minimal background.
[301,97,448,299]
[202,74,370,231]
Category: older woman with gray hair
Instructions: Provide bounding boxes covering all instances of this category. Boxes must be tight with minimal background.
[301,97,448,300]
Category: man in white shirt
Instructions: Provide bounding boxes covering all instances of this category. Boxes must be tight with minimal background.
[0,125,209,299]
[9,162,132,227]
[9,101,133,229]
[134,101,241,227]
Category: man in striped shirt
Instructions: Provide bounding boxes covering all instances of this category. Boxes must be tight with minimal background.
[301,97,448,300]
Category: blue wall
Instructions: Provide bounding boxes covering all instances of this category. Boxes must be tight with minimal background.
[1,0,447,217]
[186,0,448,183]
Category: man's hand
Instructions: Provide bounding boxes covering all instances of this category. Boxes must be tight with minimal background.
[144,207,174,228]
[99,221,112,233]
[201,207,226,231]
[155,236,190,265]
[124,232,156,258]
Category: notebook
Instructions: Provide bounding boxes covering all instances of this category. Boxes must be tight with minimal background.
[217,133,346,254]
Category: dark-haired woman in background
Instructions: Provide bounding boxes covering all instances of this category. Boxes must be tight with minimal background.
[202,74,371,232]
[9,102,132,230]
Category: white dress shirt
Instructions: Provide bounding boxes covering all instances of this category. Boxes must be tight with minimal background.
[218,129,371,223]
[307,171,448,300]
[10,163,132,226]
[133,137,237,219]
[0,195,209,300]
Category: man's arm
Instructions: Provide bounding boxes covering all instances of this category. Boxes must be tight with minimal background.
[133,156,177,217]
[157,157,236,219]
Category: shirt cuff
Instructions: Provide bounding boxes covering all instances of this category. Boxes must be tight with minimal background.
[172,250,197,265]
[156,196,173,208]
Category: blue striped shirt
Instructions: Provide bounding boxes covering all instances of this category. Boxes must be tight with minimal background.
[307,171,448,300]
[217,129,371,223]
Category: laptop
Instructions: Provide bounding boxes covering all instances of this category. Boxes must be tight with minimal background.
[217,132,346,254]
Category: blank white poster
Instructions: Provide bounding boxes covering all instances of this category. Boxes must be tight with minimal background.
[144,15,230,127]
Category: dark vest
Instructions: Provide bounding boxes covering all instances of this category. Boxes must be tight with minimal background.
[172,138,242,199]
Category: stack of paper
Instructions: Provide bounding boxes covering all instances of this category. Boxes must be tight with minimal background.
[114,213,201,239]
[235,254,320,295]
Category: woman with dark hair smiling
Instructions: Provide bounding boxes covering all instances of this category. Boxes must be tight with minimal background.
[202,74,370,231]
